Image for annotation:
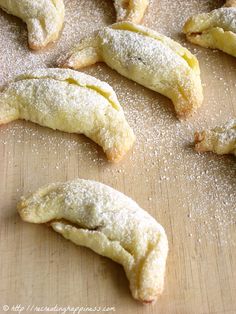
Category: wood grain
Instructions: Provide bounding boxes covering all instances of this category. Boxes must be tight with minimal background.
[0,1,236,313]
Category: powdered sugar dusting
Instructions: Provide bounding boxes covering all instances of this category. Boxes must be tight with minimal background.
[0,0,65,49]
[197,7,236,32]
[195,119,236,156]
[0,0,235,248]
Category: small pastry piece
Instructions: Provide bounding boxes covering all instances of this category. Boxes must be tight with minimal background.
[0,68,135,162]
[0,0,65,50]
[17,179,168,303]
[114,0,149,23]
[62,22,203,118]
[195,119,236,156]
[183,1,236,57]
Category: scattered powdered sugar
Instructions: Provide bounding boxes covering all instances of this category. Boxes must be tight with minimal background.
[0,0,235,246]
[147,0,225,39]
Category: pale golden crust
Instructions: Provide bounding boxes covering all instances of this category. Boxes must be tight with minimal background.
[114,0,149,23]
[17,179,168,303]
[0,68,135,162]
[0,0,148,50]
[194,120,236,156]
[62,22,203,119]
[183,4,236,57]
[224,0,236,8]
[0,0,65,50]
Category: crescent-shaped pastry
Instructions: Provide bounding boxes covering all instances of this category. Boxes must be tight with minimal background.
[195,119,236,156]
[17,179,168,303]
[183,1,236,57]
[0,0,65,50]
[0,68,135,162]
[62,22,203,119]
[114,0,149,23]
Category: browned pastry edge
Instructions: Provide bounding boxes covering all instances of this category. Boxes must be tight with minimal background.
[224,0,236,7]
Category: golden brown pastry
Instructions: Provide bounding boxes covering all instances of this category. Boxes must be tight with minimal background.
[0,0,65,50]
[114,0,149,23]
[0,68,135,162]
[195,119,236,156]
[18,178,169,303]
[62,22,203,119]
[224,0,236,7]
[183,1,236,57]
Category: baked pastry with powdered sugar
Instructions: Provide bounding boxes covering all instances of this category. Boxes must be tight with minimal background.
[0,68,135,162]
[0,0,148,50]
[62,22,203,119]
[17,178,168,304]
[195,119,236,156]
[114,0,149,23]
[0,0,65,50]
[183,0,236,57]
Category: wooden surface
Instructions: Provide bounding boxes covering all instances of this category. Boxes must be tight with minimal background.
[0,0,236,313]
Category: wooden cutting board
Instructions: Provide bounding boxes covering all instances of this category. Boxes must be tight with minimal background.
[0,0,236,313]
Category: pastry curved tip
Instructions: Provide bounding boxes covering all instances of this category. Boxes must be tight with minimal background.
[106,142,135,163]
[182,19,191,34]
[28,39,47,51]
[17,197,31,222]
[182,16,201,37]
[27,23,63,51]
[182,15,198,35]
[59,33,101,70]
[175,75,203,120]
[28,41,52,51]
[137,286,164,304]
[194,131,206,152]
[17,198,26,212]
[177,104,200,120]
[133,231,168,304]
[28,43,41,51]
[60,51,99,70]
[17,196,37,223]
[17,183,60,223]
[28,29,62,51]
[114,0,149,24]
[107,151,124,163]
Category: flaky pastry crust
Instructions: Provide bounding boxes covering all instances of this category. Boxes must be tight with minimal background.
[62,22,203,119]
[0,0,148,50]
[0,0,65,50]
[183,1,236,57]
[195,119,236,156]
[17,179,168,303]
[0,68,135,162]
